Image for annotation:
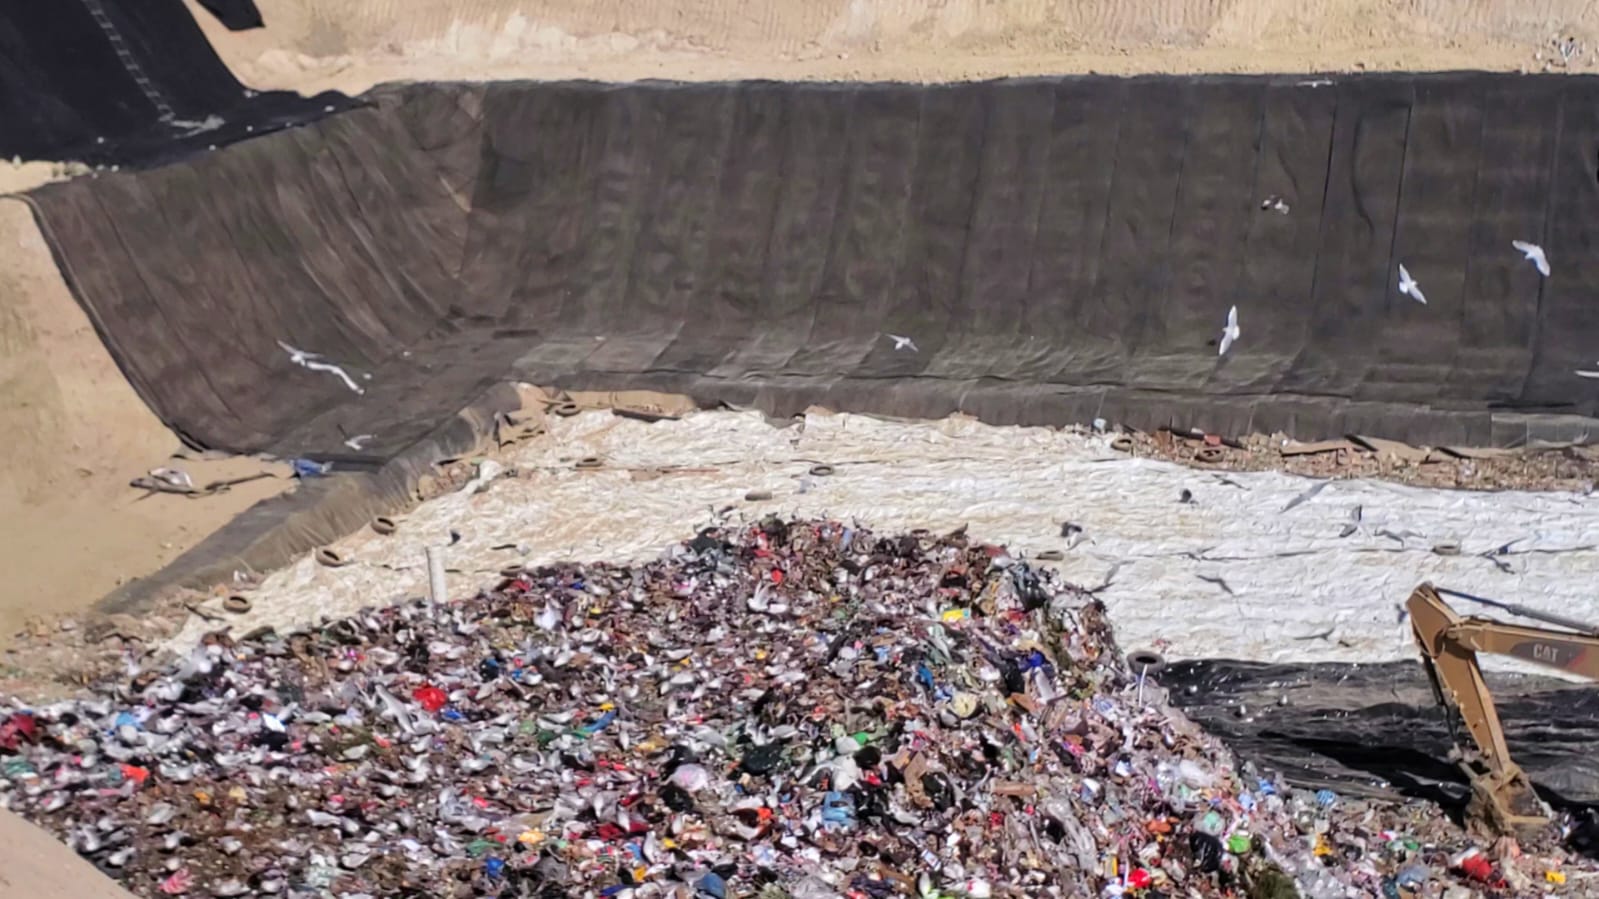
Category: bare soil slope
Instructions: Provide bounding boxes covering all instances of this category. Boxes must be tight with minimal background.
[0,809,135,898]
[186,0,1598,94]
[0,199,288,638]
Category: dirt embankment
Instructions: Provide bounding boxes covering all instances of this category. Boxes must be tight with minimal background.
[185,0,1599,94]
[0,199,289,639]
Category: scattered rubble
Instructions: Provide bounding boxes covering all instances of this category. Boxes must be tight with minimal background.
[0,522,1590,896]
[1116,428,1599,494]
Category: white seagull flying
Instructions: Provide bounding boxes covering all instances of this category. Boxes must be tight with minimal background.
[1397,264,1426,305]
[1512,240,1551,277]
[276,340,317,365]
[277,340,365,395]
[885,333,918,352]
[1577,362,1599,379]
[1218,305,1239,356]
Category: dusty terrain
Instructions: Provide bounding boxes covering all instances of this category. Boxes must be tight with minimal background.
[0,199,291,641]
[185,0,1599,95]
[0,809,135,897]
[6,0,1599,650]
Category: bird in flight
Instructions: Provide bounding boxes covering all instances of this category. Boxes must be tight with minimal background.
[1218,305,1240,356]
[277,340,364,394]
[1512,240,1551,277]
[276,340,317,365]
[1576,363,1599,379]
[343,433,375,451]
[886,333,918,352]
[1397,264,1426,304]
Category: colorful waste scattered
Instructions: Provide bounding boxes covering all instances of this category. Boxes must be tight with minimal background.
[0,520,1589,897]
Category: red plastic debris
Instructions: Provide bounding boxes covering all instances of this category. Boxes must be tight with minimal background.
[0,712,38,752]
[1127,868,1153,890]
[119,764,149,786]
[1456,852,1494,882]
[771,569,785,585]
[412,684,448,713]
[158,868,193,894]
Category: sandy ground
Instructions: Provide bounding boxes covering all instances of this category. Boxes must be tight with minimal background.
[0,809,135,898]
[0,199,291,641]
[0,164,69,196]
[185,0,1599,95]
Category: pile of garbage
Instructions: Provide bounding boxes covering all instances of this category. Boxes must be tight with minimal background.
[0,519,1584,897]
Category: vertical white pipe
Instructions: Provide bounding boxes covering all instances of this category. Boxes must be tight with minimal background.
[426,546,447,603]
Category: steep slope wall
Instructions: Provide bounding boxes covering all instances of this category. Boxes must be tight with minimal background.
[29,75,1599,458]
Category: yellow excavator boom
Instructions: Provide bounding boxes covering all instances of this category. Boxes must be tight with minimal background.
[1406,583,1599,838]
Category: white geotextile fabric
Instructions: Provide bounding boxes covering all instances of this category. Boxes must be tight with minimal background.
[175,410,1599,675]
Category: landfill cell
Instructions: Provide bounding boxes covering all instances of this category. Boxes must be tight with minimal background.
[0,521,1561,896]
[26,73,1599,465]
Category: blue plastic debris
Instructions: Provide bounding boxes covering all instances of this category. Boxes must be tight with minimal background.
[821,791,856,829]
[1315,788,1338,808]
[696,871,727,899]
[484,857,505,879]
[578,710,617,736]
[1395,863,1429,888]
[291,458,332,479]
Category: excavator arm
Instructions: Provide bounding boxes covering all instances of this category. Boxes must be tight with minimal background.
[1407,583,1599,838]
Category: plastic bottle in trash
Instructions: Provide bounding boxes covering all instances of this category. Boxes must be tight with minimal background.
[1193,809,1226,837]
[1394,863,1428,889]
[1154,762,1179,800]
[1267,844,1344,899]
[788,877,839,899]
[1299,870,1349,899]
[1177,759,1215,789]
[1288,794,1317,831]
